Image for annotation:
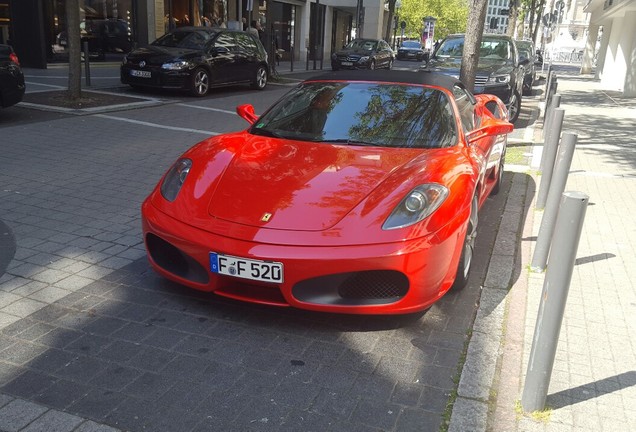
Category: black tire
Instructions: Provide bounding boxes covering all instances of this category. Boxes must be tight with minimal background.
[251,65,268,90]
[453,197,478,290]
[190,67,210,97]
[508,90,521,123]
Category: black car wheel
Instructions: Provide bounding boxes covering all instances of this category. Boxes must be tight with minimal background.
[453,197,478,290]
[190,67,210,97]
[251,65,268,90]
[522,77,533,96]
[508,90,521,123]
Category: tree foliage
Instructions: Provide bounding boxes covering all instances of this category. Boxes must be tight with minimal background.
[394,0,469,41]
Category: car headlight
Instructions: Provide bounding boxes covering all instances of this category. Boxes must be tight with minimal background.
[488,74,510,84]
[359,56,370,62]
[160,159,192,202]
[161,61,189,70]
[382,184,449,230]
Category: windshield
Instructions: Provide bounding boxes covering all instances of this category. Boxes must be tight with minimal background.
[152,30,215,49]
[345,39,378,51]
[251,82,458,149]
[401,41,422,49]
[436,37,512,60]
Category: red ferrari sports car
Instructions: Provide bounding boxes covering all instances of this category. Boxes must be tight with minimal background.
[142,70,513,314]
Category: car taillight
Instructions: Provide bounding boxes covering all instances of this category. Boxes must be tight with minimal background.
[9,52,20,66]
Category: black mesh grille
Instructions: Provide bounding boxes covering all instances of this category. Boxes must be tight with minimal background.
[338,271,408,299]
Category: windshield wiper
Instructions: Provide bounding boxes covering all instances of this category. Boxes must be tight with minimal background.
[322,138,383,147]
[251,128,286,139]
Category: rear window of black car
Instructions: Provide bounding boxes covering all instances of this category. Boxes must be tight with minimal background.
[252,82,458,149]
[152,30,215,49]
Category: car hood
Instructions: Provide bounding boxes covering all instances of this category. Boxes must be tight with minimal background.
[425,57,512,77]
[126,45,200,64]
[334,48,373,56]
[203,134,424,231]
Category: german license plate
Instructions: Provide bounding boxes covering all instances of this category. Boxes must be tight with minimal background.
[342,61,353,66]
[210,252,283,283]
[130,69,151,78]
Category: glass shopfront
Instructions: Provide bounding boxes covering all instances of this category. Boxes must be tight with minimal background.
[45,0,135,63]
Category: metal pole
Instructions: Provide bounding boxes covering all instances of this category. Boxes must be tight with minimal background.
[531,132,578,271]
[82,40,91,87]
[543,93,561,139]
[522,191,589,412]
[537,108,565,208]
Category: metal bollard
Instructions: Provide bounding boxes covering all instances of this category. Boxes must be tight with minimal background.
[531,132,578,271]
[82,40,91,87]
[538,108,565,192]
[543,94,561,139]
[522,191,588,413]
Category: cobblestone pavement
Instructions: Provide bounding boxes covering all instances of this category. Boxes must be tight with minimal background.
[0,64,520,432]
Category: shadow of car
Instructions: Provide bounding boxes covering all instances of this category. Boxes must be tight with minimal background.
[331,38,394,70]
[423,34,524,123]
[0,44,25,108]
[121,27,269,96]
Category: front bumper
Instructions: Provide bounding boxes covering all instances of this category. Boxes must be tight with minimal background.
[474,83,513,106]
[120,65,190,90]
[142,200,466,315]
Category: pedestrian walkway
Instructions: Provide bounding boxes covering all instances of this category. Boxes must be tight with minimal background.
[449,71,636,431]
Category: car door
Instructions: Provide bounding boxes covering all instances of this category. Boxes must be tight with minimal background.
[377,40,392,67]
[234,32,259,82]
[207,31,237,85]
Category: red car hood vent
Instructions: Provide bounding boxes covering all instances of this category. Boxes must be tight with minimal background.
[207,137,418,231]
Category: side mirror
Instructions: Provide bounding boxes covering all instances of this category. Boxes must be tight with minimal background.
[236,104,258,124]
[466,118,514,143]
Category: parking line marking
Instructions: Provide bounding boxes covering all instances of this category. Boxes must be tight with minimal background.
[96,114,219,135]
[177,104,236,115]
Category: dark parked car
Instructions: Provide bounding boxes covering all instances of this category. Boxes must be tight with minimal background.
[121,27,269,96]
[396,40,426,61]
[56,19,132,61]
[331,38,394,70]
[0,44,25,108]
[424,34,524,123]
[516,39,537,95]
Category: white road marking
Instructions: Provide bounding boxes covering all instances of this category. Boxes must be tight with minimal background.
[96,114,219,135]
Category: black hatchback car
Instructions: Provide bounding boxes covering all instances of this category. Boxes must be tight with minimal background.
[331,38,394,70]
[424,34,524,122]
[0,44,25,108]
[121,27,269,96]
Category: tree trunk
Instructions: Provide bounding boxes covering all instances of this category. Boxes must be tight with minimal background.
[66,0,81,100]
[506,0,519,38]
[460,0,489,93]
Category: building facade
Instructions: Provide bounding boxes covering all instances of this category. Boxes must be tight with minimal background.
[582,0,636,96]
[4,0,391,69]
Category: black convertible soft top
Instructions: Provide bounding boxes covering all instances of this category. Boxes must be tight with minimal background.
[306,70,465,93]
